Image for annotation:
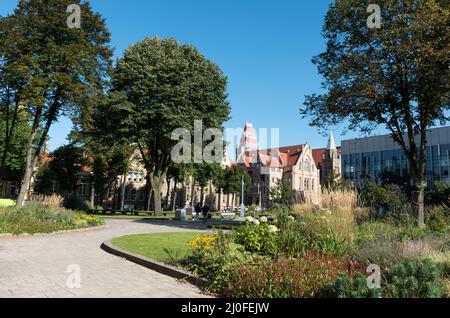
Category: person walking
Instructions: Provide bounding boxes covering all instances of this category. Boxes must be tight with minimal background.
[202,203,210,223]
[194,203,202,220]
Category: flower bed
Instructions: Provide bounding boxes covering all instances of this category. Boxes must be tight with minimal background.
[184,190,450,298]
[0,203,104,234]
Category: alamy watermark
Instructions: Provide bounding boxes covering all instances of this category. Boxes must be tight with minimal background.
[367,4,382,29]
[66,264,81,289]
[67,4,81,29]
[171,120,280,170]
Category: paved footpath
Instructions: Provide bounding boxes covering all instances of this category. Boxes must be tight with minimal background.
[0,219,209,298]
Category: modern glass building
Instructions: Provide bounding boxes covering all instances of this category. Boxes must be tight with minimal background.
[341,126,450,187]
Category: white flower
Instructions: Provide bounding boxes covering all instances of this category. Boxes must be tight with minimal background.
[288,215,295,221]
[260,216,268,223]
[245,216,254,223]
[268,225,279,233]
[253,219,261,226]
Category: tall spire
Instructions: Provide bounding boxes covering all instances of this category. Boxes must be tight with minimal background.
[327,131,337,150]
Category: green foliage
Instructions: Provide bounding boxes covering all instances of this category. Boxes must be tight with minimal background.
[331,272,381,298]
[186,233,258,294]
[233,223,278,256]
[324,170,353,191]
[0,110,32,177]
[221,165,251,196]
[425,181,450,206]
[37,145,88,195]
[269,178,294,208]
[64,196,92,212]
[1,0,113,205]
[0,199,15,208]
[359,182,410,219]
[384,258,444,298]
[300,0,449,225]
[425,205,450,234]
[105,37,230,213]
[0,204,103,234]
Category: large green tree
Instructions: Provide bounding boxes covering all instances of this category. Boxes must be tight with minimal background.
[38,144,87,196]
[0,0,112,206]
[0,107,31,179]
[108,37,230,214]
[300,0,449,227]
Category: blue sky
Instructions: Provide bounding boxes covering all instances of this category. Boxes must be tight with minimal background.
[1,0,387,153]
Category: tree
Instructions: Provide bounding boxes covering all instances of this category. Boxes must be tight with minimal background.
[300,0,449,227]
[0,0,112,206]
[0,108,31,179]
[109,37,230,214]
[192,162,222,206]
[270,178,294,207]
[222,166,251,206]
[38,145,88,196]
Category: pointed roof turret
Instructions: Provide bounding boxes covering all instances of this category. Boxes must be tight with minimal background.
[327,131,337,150]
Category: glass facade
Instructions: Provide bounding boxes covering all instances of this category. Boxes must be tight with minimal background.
[343,144,450,186]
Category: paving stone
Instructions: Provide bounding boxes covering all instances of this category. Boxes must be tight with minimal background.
[0,219,209,298]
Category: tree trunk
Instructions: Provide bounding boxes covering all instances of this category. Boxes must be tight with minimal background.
[412,186,425,227]
[119,175,126,210]
[217,189,222,212]
[16,108,42,206]
[200,187,204,206]
[151,171,166,215]
[190,177,196,206]
[165,178,171,210]
[171,179,178,211]
[90,185,95,209]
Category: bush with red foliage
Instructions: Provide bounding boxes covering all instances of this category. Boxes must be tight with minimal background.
[226,253,362,298]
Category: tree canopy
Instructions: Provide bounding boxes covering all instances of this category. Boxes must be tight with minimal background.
[301,0,449,226]
[0,0,113,206]
[105,37,231,213]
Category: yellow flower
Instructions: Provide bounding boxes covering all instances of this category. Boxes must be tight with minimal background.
[188,234,218,250]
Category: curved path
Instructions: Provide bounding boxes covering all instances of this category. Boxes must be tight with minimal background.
[0,218,209,298]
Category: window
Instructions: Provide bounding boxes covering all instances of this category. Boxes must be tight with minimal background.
[303,160,310,172]
[79,179,87,196]
[10,182,17,196]
[312,179,315,191]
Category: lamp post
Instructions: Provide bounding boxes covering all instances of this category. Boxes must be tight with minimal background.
[240,175,245,218]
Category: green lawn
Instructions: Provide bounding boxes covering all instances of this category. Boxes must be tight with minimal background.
[111,232,202,263]
[0,199,15,208]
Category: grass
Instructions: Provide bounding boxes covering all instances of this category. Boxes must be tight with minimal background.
[111,232,203,263]
[0,199,15,208]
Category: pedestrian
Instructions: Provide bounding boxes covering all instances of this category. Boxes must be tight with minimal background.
[202,203,210,223]
[194,203,202,220]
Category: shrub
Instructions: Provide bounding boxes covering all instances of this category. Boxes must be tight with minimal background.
[425,181,450,206]
[0,204,103,234]
[330,272,381,298]
[359,182,410,219]
[64,196,91,211]
[233,223,279,256]
[226,253,349,298]
[383,258,444,298]
[293,208,355,257]
[425,205,450,234]
[186,233,261,294]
